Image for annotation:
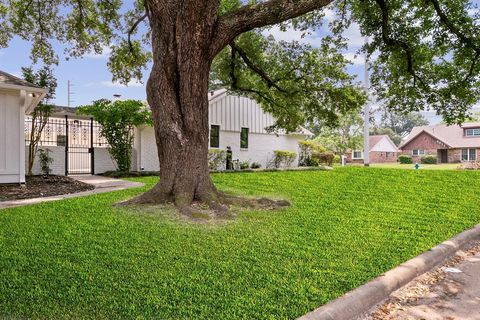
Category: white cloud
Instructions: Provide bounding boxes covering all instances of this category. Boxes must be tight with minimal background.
[323,8,336,22]
[100,80,143,88]
[263,25,323,47]
[344,52,365,65]
[343,23,365,49]
[84,46,112,59]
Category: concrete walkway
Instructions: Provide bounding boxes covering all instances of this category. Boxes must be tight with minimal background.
[365,241,480,320]
[0,175,144,209]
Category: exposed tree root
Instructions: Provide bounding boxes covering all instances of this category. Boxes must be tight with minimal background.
[116,189,290,222]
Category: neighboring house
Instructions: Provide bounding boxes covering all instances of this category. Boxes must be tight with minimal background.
[400,123,480,163]
[0,71,47,184]
[137,89,312,170]
[346,135,399,164]
[19,89,311,178]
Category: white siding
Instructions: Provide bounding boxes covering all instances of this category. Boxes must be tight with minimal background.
[137,93,306,170]
[0,91,23,184]
[371,137,398,152]
[209,95,277,134]
[139,126,160,171]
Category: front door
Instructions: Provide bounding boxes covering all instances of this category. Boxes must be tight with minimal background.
[439,149,448,163]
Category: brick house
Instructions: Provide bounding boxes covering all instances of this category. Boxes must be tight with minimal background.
[346,135,399,164]
[399,123,480,163]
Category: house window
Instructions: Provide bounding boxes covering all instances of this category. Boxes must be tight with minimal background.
[352,151,363,159]
[462,148,477,161]
[210,125,220,148]
[240,128,249,149]
[465,128,480,137]
[412,149,425,156]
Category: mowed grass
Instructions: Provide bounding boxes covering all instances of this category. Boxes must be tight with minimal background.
[1,167,480,319]
[370,162,461,170]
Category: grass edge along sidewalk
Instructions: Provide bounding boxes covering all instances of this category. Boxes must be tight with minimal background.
[298,223,480,320]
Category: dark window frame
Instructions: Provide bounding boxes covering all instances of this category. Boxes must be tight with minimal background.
[210,125,220,148]
[240,127,249,149]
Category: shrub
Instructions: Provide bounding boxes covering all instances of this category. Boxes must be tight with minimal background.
[239,161,250,170]
[77,99,152,172]
[420,155,437,164]
[298,140,326,166]
[271,150,297,168]
[208,149,226,171]
[250,162,261,169]
[399,155,413,164]
[37,148,53,176]
[312,151,335,166]
[334,154,341,164]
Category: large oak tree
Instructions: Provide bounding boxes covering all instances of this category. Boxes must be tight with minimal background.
[2,0,479,211]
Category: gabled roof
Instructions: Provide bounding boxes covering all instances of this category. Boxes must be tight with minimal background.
[368,135,399,152]
[400,123,480,149]
[0,70,46,92]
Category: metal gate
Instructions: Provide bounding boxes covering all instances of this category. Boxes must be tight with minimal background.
[65,116,94,175]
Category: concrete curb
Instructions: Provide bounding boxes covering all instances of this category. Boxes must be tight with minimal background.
[298,223,480,320]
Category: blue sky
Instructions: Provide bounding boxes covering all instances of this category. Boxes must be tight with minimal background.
[0,7,367,108]
[0,5,478,124]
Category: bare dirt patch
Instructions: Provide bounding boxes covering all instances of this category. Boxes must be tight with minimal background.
[0,176,95,201]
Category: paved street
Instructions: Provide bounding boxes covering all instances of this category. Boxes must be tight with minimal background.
[366,241,480,320]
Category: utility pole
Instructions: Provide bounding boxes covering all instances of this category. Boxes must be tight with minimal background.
[363,37,370,167]
[67,80,75,108]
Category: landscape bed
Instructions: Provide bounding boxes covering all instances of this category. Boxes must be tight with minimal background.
[0,167,479,319]
[0,175,94,201]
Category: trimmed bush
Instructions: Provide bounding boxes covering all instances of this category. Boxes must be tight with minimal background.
[271,150,297,168]
[250,162,261,169]
[298,140,326,167]
[421,155,437,164]
[334,154,341,164]
[398,155,413,164]
[312,151,335,166]
[239,161,250,170]
[208,149,226,170]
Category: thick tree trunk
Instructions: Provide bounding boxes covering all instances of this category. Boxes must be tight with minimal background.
[127,0,330,211]
[128,1,220,208]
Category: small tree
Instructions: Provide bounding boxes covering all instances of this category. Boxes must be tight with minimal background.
[77,100,152,172]
[23,66,57,176]
[37,148,53,177]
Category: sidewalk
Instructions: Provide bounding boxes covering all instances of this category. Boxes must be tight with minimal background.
[0,175,144,209]
[365,241,480,320]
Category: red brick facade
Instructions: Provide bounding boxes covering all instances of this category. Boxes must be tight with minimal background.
[400,131,480,163]
[346,151,398,164]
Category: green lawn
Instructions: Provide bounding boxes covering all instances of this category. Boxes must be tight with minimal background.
[1,167,480,319]
[371,162,461,170]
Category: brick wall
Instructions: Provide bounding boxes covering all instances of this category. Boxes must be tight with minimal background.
[400,131,449,162]
[345,151,398,164]
[25,146,65,176]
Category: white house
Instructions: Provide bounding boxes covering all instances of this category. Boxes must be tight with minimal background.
[0,71,47,184]
[17,89,311,177]
[135,89,312,171]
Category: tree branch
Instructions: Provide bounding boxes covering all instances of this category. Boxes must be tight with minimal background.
[210,0,333,58]
[230,41,288,93]
[127,12,148,55]
[374,0,429,90]
[427,0,480,54]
